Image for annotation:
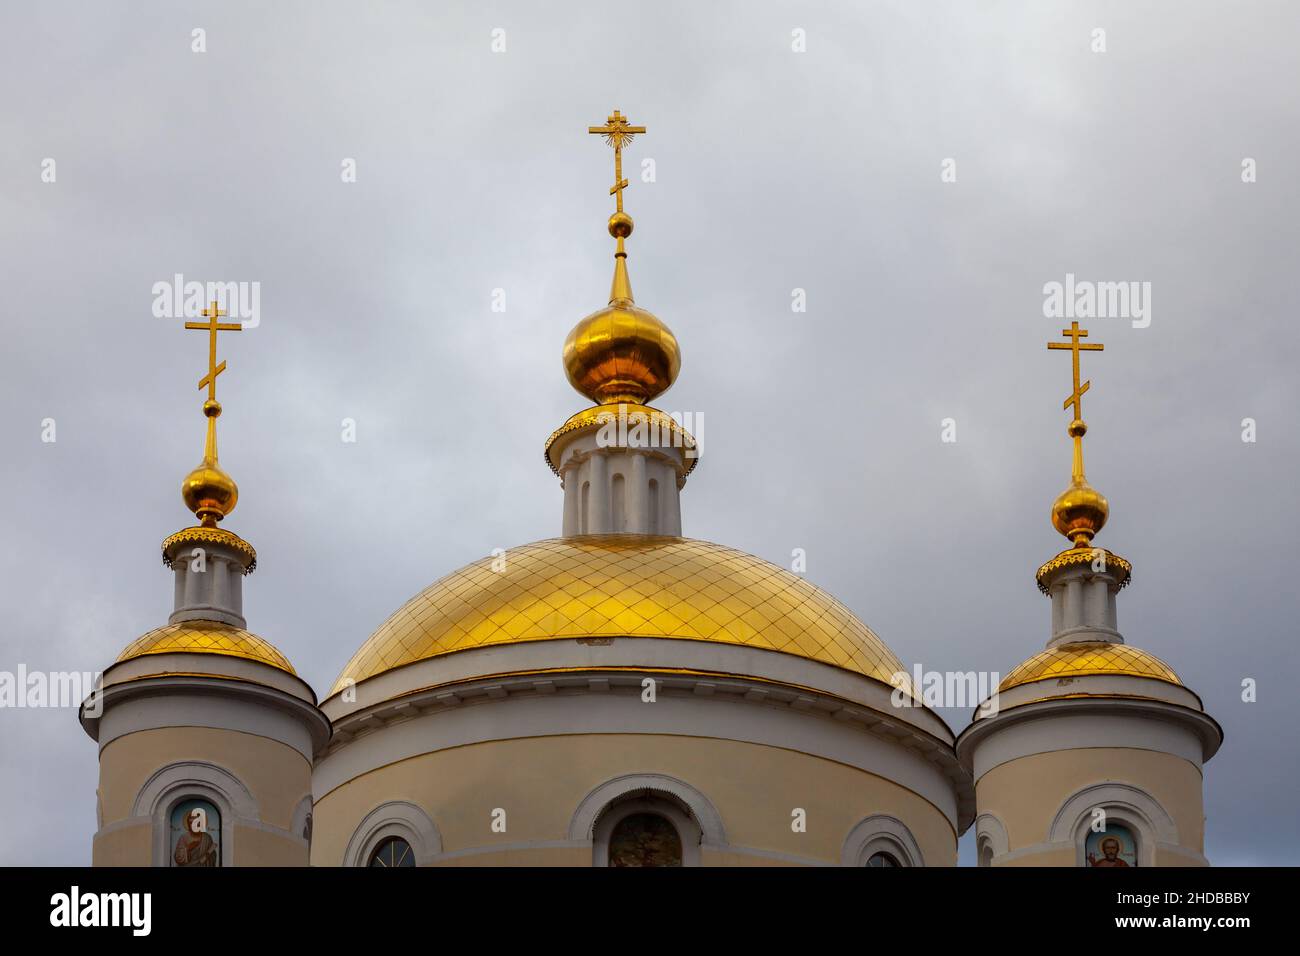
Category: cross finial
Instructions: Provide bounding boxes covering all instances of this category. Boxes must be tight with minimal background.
[178,301,244,527]
[185,301,243,403]
[588,109,646,215]
[1047,321,1104,421]
[1047,321,1104,483]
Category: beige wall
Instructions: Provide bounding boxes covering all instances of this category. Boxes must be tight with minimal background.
[977,747,1205,866]
[94,727,312,866]
[313,733,956,866]
[92,820,151,867]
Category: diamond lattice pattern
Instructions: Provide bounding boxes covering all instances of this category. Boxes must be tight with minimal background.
[331,536,905,695]
[117,621,296,674]
[1000,641,1180,692]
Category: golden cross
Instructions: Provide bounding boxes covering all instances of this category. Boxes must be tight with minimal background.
[588,109,646,213]
[1047,321,1104,420]
[185,301,242,402]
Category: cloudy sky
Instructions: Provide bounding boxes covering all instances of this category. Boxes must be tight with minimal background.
[1,1,1296,865]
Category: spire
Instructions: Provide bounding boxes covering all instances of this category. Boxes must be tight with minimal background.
[589,109,643,305]
[1046,321,1109,549]
[164,300,256,623]
[546,110,698,536]
[563,110,680,407]
[181,301,243,528]
[1036,321,1129,644]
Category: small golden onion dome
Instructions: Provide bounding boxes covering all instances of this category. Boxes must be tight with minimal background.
[181,460,238,526]
[563,216,680,406]
[181,399,238,527]
[115,620,295,675]
[1051,477,1108,548]
[999,641,1181,693]
[563,297,680,405]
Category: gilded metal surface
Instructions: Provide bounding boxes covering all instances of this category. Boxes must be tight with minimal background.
[1034,547,1130,594]
[161,526,257,573]
[564,110,681,407]
[999,641,1180,692]
[543,404,698,477]
[181,301,243,528]
[330,536,907,697]
[1047,321,1108,548]
[563,300,681,406]
[116,620,295,674]
[588,109,645,214]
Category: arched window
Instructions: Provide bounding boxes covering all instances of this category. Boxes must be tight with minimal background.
[608,812,683,867]
[578,776,716,866]
[975,813,1008,868]
[1084,823,1138,868]
[841,815,924,867]
[169,798,221,867]
[368,836,416,867]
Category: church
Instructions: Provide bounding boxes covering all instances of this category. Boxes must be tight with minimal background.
[79,112,1222,868]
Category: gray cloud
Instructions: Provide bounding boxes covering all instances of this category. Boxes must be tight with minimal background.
[0,0,1296,865]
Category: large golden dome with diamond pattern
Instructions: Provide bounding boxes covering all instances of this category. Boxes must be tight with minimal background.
[329,535,907,698]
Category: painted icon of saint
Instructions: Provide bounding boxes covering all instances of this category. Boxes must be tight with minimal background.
[1088,835,1129,867]
[172,808,218,867]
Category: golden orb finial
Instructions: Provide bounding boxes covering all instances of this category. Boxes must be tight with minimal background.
[1051,477,1109,548]
[1046,322,1108,548]
[181,302,243,527]
[564,110,680,406]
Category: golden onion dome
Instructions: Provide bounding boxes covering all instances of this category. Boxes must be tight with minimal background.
[563,246,680,405]
[181,459,239,525]
[1050,476,1108,548]
[115,620,296,675]
[330,535,906,697]
[563,298,680,406]
[999,641,1180,693]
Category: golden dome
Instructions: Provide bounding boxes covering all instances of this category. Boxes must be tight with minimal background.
[330,536,906,697]
[181,460,238,525]
[563,259,680,406]
[116,620,296,675]
[999,641,1180,693]
[1051,476,1108,548]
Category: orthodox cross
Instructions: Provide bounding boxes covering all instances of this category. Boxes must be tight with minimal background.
[185,301,242,402]
[1047,321,1103,420]
[588,109,646,214]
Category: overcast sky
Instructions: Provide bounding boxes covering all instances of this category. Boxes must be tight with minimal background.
[1,1,1296,866]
